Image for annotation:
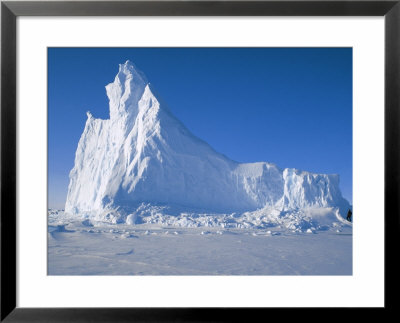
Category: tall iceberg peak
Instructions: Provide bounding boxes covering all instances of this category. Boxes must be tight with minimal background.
[105,60,148,121]
[65,61,350,224]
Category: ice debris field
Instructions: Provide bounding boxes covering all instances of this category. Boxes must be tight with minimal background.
[48,207,352,275]
[49,61,352,275]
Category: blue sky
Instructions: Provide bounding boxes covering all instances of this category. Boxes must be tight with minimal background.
[48,48,352,209]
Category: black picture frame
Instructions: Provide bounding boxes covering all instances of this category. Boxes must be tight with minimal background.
[1,0,399,321]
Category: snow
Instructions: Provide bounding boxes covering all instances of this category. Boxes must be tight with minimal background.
[65,61,350,224]
[48,209,352,275]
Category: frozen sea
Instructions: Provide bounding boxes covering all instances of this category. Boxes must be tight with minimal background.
[48,210,352,276]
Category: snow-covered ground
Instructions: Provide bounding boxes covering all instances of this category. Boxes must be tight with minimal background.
[48,209,352,275]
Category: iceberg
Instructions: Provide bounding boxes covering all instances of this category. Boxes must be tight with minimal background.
[65,61,350,224]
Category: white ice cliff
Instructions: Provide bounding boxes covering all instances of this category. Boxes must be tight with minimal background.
[65,61,350,224]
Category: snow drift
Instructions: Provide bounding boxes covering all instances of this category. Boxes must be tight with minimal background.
[65,61,350,224]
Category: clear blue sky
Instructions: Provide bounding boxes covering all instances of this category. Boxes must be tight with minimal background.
[48,48,352,209]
